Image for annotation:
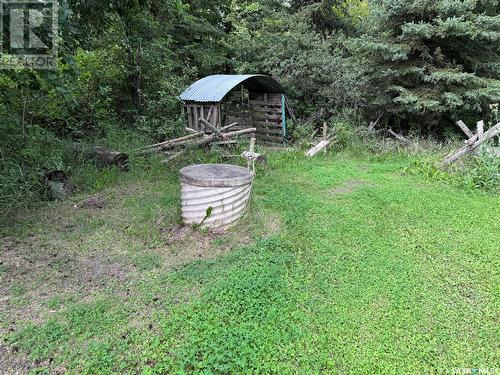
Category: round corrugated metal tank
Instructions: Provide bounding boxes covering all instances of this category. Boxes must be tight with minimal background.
[180,164,254,229]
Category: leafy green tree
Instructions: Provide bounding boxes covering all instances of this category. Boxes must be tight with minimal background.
[349,0,500,131]
[0,0,234,213]
[227,0,365,118]
[67,0,230,120]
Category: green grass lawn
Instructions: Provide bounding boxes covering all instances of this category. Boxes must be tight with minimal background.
[1,151,498,374]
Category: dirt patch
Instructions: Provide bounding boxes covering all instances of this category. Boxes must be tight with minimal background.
[160,224,223,246]
[328,179,375,195]
[0,344,46,375]
[0,234,134,331]
[74,195,105,209]
[261,212,281,236]
[158,224,244,263]
[0,343,68,375]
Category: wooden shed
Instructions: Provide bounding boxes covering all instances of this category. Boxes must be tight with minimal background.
[179,74,289,143]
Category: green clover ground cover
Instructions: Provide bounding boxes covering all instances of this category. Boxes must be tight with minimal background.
[4,152,499,374]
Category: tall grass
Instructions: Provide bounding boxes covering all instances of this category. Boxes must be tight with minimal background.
[0,122,156,223]
[2,115,498,226]
[291,116,499,193]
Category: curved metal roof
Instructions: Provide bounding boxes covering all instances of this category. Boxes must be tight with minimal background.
[179,74,285,103]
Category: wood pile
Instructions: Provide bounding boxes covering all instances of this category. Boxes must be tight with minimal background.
[93,146,129,171]
[443,120,500,164]
[139,117,256,163]
[249,93,285,143]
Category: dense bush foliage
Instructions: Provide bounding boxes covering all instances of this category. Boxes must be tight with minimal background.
[1,0,499,214]
[227,1,368,116]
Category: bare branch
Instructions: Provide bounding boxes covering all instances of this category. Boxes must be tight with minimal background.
[388,128,410,143]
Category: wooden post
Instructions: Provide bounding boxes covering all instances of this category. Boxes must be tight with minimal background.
[193,105,199,132]
[456,120,474,138]
[477,120,484,138]
[212,104,219,130]
[186,105,193,129]
[249,137,255,153]
[282,94,287,140]
[305,140,331,157]
[323,122,327,155]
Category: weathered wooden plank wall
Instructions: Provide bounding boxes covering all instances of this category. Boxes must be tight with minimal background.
[185,103,220,131]
[183,90,285,144]
[224,89,252,130]
[250,93,284,143]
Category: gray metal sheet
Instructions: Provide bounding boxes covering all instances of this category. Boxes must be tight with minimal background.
[179,74,285,103]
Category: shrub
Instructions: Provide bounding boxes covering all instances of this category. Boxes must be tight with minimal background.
[0,124,68,217]
[404,146,500,193]
[464,147,500,191]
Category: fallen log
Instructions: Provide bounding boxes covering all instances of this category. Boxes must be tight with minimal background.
[142,122,240,154]
[73,144,129,171]
[223,128,256,138]
[187,134,217,147]
[139,132,204,151]
[183,127,257,149]
[140,119,254,157]
[199,118,227,139]
[443,121,500,165]
[220,122,239,132]
[93,147,129,171]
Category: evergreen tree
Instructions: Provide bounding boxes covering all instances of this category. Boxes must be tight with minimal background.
[350,0,500,131]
